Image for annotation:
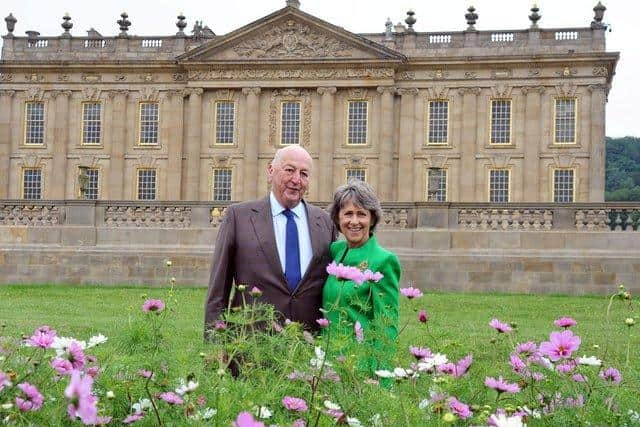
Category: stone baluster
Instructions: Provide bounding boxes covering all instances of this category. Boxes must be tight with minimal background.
[166,90,185,200]
[0,90,14,198]
[377,86,395,202]
[242,87,261,200]
[50,90,71,199]
[184,88,203,201]
[317,86,336,201]
[458,87,481,201]
[108,90,129,199]
[522,86,545,201]
[589,84,607,202]
[397,88,418,201]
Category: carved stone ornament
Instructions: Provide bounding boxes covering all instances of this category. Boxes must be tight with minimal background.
[25,87,44,101]
[349,88,367,99]
[464,71,478,79]
[457,87,482,96]
[491,84,512,98]
[114,74,127,81]
[139,87,160,101]
[50,90,72,99]
[592,66,608,77]
[316,86,336,96]
[212,156,232,168]
[213,89,237,100]
[25,73,45,82]
[554,154,576,168]
[397,71,416,80]
[139,73,156,82]
[346,155,368,167]
[57,74,70,82]
[0,203,61,226]
[556,66,577,77]
[380,208,408,229]
[458,209,553,230]
[426,85,449,99]
[105,205,192,228]
[232,19,352,58]
[0,73,14,82]
[268,89,312,147]
[425,155,447,169]
[489,154,511,169]
[520,85,546,95]
[0,90,16,98]
[81,88,101,101]
[22,154,42,168]
[187,68,394,81]
[491,69,511,79]
[82,74,101,83]
[106,89,129,100]
[397,88,419,96]
[138,156,156,169]
[185,88,204,97]
[554,83,577,98]
[172,73,186,81]
[428,69,448,80]
[588,84,607,94]
[528,68,541,77]
[376,86,396,95]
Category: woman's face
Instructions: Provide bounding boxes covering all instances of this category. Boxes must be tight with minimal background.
[338,200,372,248]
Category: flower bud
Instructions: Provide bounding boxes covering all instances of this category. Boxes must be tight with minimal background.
[236,284,246,292]
[623,291,631,300]
[442,412,457,424]
[165,260,173,267]
[625,317,635,326]
[418,310,428,323]
[170,277,176,284]
[249,286,262,297]
[106,391,115,399]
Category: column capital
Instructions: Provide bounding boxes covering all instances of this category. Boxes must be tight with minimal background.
[0,90,15,98]
[377,86,397,95]
[520,85,546,95]
[185,88,204,97]
[49,90,72,99]
[397,87,419,96]
[242,87,262,96]
[166,89,188,99]
[587,83,608,93]
[457,86,482,96]
[317,86,337,95]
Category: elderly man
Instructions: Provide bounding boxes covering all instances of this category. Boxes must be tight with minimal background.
[204,145,336,335]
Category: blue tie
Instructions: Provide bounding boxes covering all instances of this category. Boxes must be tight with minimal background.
[282,209,301,293]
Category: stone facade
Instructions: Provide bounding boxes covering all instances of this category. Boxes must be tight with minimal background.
[0,3,618,203]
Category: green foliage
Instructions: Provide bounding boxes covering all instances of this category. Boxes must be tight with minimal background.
[606,136,640,200]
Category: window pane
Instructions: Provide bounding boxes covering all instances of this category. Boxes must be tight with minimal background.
[215,101,235,144]
[428,101,448,144]
[555,99,576,143]
[25,102,45,145]
[489,169,509,202]
[347,101,368,144]
[346,169,366,182]
[82,103,102,144]
[554,169,574,202]
[213,169,232,201]
[491,100,511,144]
[81,168,99,200]
[281,102,300,145]
[139,103,159,145]
[137,170,156,200]
[23,169,42,199]
[427,168,447,201]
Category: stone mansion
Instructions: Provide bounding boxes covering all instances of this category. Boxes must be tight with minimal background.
[0,1,618,203]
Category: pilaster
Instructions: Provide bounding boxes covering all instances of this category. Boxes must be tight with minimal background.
[397,88,417,201]
[50,90,71,199]
[108,90,129,199]
[0,90,15,198]
[522,86,545,201]
[166,90,185,200]
[458,87,481,201]
[588,84,607,202]
[317,86,336,201]
[185,88,203,200]
[377,86,395,202]
[242,87,261,200]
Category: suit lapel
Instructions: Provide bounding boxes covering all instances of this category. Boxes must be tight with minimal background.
[250,197,289,293]
[299,203,326,288]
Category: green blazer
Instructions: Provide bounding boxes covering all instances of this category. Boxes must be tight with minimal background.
[321,236,401,343]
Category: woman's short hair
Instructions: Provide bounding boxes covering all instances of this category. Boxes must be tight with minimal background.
[328,180,383,235]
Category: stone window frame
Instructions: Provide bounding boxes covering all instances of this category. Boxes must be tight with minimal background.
[279,100,302,145]
[345,168,367,183]
[488,168,511,202]
[553,97,578,145]
[345,99,370,146]
[136,168,157,200]
[21,167,43,200]
[551,167,576,203]
[426,167,448,202]
[23,101,46,146]
[211,167,233,202]
[80,101,103,146]
[425,99,450,146]
[213,100,237,146]
[137,101,160,146]
[489,98,513,145]
[77,166,100,200]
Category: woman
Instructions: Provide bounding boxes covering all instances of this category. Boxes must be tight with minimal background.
[322,180,401,373]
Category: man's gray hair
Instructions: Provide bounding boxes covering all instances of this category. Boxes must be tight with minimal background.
[328,180,383,235]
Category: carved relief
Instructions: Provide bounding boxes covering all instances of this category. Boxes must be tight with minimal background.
[491,69,511,79]
[554,83,577,98]
[528,68,541,77]
[25,73,44,82]
[316,86,336,96]
[426,86,449,99]
[489,154,511,169]
[81,88,101,101]
[232,19,352,58]
[211,156,232,168]
[0,90,16,98]
[376,86,396,96]
[491,84,512,98]
[397,71,415,80]
[457,87,482,96]
[57,74,69,82]
[104,205,192,228]
[346,155,368,168]
[213,89,238,101]
[139,73,156,82]
[0,204,61,226]
[49,90,72,99]
[425,155,448,169]
[187,68,394,81]
[428,69,448,80]
[520,85,546,95]
[139,87,160,101]
[348,88,368,99]
[210,207,228,227]
[458,209,553,230]
[82,74,102,83]
[114,74,127,81]
[575,209,609,231]
[268,89,312,147]
[592,66,608,77]
[0,73,14,82]
[379,208,408,229]
[397,88,419,96]
[464,71,478,79]
[25,87,44,101]
[553,154,576,168]
[556,66,577,77]
[185,88,204,97]
[172,73,186,81]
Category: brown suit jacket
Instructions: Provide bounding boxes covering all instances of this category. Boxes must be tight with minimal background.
[204,196,336,332]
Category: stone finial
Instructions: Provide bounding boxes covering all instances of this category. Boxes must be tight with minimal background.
[176,12,187,36]
[384,17,393,40]
[117,11,131,37]
[591,1,606,29]
[4,13,17,37]
[405,10,416,32]
[529,4,541,28]
[61,13,72,37]
[286,0,300,8]
[465,5,478,31]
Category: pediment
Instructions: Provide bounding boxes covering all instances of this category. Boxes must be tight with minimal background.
[178,7,405,63]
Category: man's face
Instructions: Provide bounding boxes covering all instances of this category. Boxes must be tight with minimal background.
[267,149,312,209]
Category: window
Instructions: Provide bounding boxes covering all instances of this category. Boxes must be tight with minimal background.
[22,168,42,199]
[427,100,449,144]
[427,168,447,201]
[137,169,156,200]
[554,98,577,144]
[24,102,45,145]
[214,101,235,145]
[553,169,575,202]
[212,169,232,201]
[81,102,102,145]
[139,102,159,145]
[79,168,99,200]
[346,168,366,183]
[281,101,301,145]
[347,100,368,145]
[489,169,510,202]
[490,99,511,144]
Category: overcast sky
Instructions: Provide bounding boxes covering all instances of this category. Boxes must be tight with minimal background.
[2,0,636,137]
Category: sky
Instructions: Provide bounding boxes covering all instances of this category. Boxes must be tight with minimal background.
[1,0,636,137]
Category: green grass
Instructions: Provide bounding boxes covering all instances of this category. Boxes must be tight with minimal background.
[0,285,638,426]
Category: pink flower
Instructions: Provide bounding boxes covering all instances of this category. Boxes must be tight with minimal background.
[249,286,263,297]
[51,357,74,375]
[26,326,57,348]
[363,269,384,282]
[409,346,432,360]
[572,374,587,382]
[159,392,183,405]
[123,412,145,424]
[0,371,11,391]
[489,318,512,333]
[282,396,308,412]
[600,367,622,384]
[454,354,473,377]
[142,299,165,313]
[539,330,581,361]
[67,341,86,370]
[510,354,527,374]
[484,376,521,394]
[15,382,44,412]
[65,370,98,425]
[418,310,428,323]
[214,320,227,330]
[556,361,576,374]
[232,411,265,427]
[554,317,577,329]
[515,341,537,355]
[326,262,366,285]
[292,419,307,427]
[531,372,545,381]
[400,286,423,299]
[138,369,153,379]
[87,366,100,378]
[316,318,330,328]
[354,321,364,343]
[449,397,472,419]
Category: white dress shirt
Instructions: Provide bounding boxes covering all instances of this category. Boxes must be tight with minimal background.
[270,192,313,279]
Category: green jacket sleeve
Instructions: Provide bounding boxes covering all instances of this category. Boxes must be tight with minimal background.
[371,252,401,341]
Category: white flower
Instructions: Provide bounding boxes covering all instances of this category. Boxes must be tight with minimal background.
[254,406,272,419]
[132,398,152,412]
[310,346,332,368]
[393,367,410,378]
[87,334,108,348]
[539,356,554,370]
[520,406,541,419]
[165,260,172,267]
[1,403,13,410]
[370,413,383,427]
[418,399,430,410]
[577,355,602,366]
[202,408,217,420]
[374,369,395,378]
[346,416,363,427]
[324,400,341,411]
[106,391,115,399]
[488,414,524,427]
[628,409,640,422]
[175,379,199,395]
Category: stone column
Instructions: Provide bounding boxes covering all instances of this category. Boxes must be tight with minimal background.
[522,86,545,202]
[458,87,480,201]
[317,86,336,201]
[397,88,418,201]
[185,88,203,201]
[50,90,71,199]
[377,86,395,202]
[242,87,261,200]
[166,90,185,200]
[0,90,14,198]
[108,90,128,200]
[589,84,607,202]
